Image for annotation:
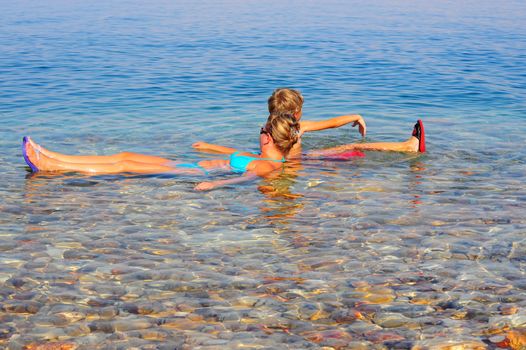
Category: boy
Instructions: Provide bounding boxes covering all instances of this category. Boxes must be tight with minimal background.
[192,88,367,158]
[192,88,425,157]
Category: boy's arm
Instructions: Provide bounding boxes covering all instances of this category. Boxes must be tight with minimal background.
[300,114,366,137]
[192,141,237,154]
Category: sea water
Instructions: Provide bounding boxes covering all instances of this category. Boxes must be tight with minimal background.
[1,0,525,348]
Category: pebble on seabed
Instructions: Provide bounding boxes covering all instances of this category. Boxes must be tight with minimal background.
[373,312,414,328]
[411,339,488,350]
[23,341,78,350]
[504,329,526,350]
[2,301,42,314]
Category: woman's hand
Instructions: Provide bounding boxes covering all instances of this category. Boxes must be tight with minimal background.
[195,181,215,191]
[192,141,210,150]
[352,115,366,137]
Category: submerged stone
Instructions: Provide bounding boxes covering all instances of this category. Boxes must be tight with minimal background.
[373,312,413,328]
[24,342,78,350]
[411,339,487,350]
[2,301,42,314]
[113,319,154,332]
[0,325,15,339]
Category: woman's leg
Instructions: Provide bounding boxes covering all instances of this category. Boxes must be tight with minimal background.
[27,137,172,165]
[24,140,197,174]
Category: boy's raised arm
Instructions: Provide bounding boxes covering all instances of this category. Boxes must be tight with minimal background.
[300,114,366,137]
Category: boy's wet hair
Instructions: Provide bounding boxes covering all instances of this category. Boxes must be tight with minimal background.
[268,88,304,115]
[264,112,300,156]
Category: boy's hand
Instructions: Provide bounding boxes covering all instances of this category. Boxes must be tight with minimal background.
[195,181,215,191]
[352,116,366,137]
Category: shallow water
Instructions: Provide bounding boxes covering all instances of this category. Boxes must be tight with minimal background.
[1,0,526,349]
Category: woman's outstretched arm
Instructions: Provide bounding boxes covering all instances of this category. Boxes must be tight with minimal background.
[192,141,237,154]
[194,172,259,191]
[194,159,279,191]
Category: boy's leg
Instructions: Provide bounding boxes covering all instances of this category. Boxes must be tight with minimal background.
[309,120,425,155]
[314,138,418,154]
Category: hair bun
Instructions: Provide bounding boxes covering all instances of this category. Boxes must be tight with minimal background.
[265,112,300,155]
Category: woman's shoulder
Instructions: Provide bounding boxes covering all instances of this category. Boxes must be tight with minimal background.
[249,160,276,174]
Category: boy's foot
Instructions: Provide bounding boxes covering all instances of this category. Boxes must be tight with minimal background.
[411,119,426,153]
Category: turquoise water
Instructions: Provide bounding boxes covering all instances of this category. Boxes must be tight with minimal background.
[1,0,526,349]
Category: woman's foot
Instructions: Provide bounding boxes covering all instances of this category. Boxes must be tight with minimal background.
[23,137,57,172]
[22,137,40,172]
[411,119,426,153]
[27,136,62,160]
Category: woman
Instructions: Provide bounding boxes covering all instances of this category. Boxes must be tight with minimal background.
[22,113,300,191]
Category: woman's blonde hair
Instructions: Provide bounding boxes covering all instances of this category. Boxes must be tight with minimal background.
[264,112,300,156]
[267,88,304,115]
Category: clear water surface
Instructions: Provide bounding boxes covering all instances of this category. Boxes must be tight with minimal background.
[1,0,525,349]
